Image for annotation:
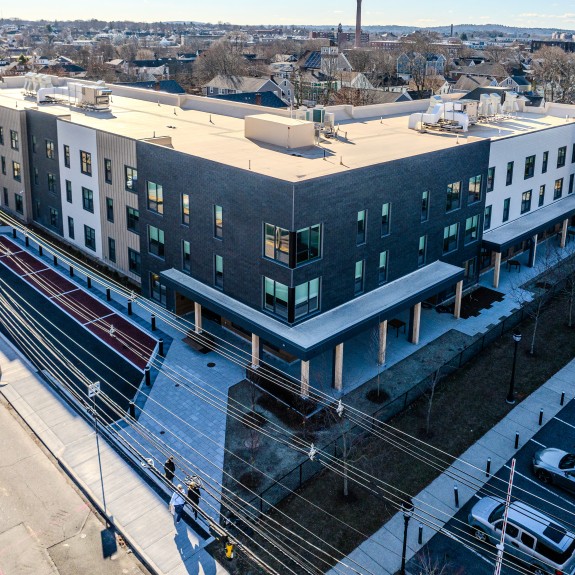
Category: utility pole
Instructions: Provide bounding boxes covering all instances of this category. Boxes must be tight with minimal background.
[494,458,516,575]
[88,381,107,518]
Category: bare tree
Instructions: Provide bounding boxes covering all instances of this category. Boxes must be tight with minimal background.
[192,39,247,84]
[416,549,460,575]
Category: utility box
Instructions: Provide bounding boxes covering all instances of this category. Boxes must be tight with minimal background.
[244,114,315,149]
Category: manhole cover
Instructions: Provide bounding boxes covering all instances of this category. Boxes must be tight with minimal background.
[207,362,216,368]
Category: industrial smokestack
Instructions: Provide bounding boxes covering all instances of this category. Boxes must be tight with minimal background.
[450,23,453,37]
[355,0,362,48]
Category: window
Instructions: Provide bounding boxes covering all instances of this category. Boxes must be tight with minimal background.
[182,240,191,272]
[503,198,510,222]
[421,191,429,222]
[572,144,575,163]
[148,225,165,258]
[14,194,23,214]
[49,207,58,227]
[521,190,532,214]
[539,185,545,207]
[1,156,5,175]
[106,197,114,222]
[554,178,564,200]
[379,251,389,283]
[354,260,365,295]
[524,155,535,179]
[542,151,549,173]
[295,278,320,319]
[418,236,427,267]
[84,225,96,251]
[10,130,18,150]
[108,237,116,263]
[47,173,56,193]
[464,257,477,284]
[32,135,37,153]
[46,139,55,159]
[487,166,495,192]
[0,127,3,145]
[558,146,567,168]
[128,248,141,276]
[446,182,461,211]
[484,206,492,230]
[127,207,139,233]
[468,175,482,204]
[82,187,94,212]
[214,205,223,238]
[264,223,289,264]
[506,162,514,186]
[80,150,92,175]
[63,145,70,168]
[521,532,535,549]
[570,174,574,195]
[264,277,288,318]
[381,203,391,235]
[125,166,137,191]
[66,180,72,203]
[443,223,459,253]
[464,215,479,244]
[215,254,223,289]
[68,216,75,239]
[3,187,8,206]
[147,181,164,214]
[357,210,366,244]
[150,273,167,305]
[12,161,21,181]
[181,194,190,225]
[104,158,112,184]
[33,167,38,185]
[297,224,321,265]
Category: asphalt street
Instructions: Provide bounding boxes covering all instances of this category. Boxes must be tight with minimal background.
[406,399,575,575]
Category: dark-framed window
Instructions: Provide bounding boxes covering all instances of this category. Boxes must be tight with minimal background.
[487,166,495,192]
[128,248,141,276]
[214,205,223,238]
[3,187,8,206]
[421,191,429,222]
[569,174,574,195]
[63,144,70,168]
[554,178,564,200]
[66,180,72,203]
[181,193,190,225]
[265,223,290,264]
[82,187,94,212]
[381,203,391,235]
[104,158,112,184]
[354,260,365,295]
[484,205,492,230]
[524,155,535,179]
[464,215,479,244]
[150,272,167,305]
[468,175,482,204]
[108,237,116,263]
[215,254,223,289]
[148,225,165,258]
[68,216,74,239]
[443,223,459,253]
[446,182,461,211]
[127,206,139,233]
[558,146,567,168]
[12,161,21,181]
[80,150,92,175]
[33,167,38,185]
[506,162,514,186]
[539,185,545,207]
[295,278,320,319]
[1,156,5,175]
[46,139,55,159]
[521,190,532,214]
[264,277,288,318]
[357,209,366,244]
[0,127,4,145]
[47,172,56,193]
[572,143,575,163]
[147,181,164,214]
[182,240,191,272]
[49,207,58,227]
[32,135,37,153]
[297,224,321,265]
[10,130,18,150]
[14,194,23,214]
[106,197,114,222]
[542,151,549,173]
[418,236,426,267]
[125,166,137,191]
[503,198,510,222]
[84,225,96,251]
[379,250,389,283]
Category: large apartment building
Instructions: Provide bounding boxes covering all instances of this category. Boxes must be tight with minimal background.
[1,76,575,393]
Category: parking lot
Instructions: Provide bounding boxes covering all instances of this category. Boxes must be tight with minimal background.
[406,399,575,575]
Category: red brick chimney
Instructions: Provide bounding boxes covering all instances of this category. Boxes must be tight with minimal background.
[355,0,362,48]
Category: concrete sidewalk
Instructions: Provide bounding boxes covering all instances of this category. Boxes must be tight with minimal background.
[0,335,228,575]
[326,359,575,575]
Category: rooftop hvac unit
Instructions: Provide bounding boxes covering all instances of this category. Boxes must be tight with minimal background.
[502,91,519,114]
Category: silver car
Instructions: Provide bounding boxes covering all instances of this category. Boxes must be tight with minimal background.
[468,496,575,575]
[533,448,575,492]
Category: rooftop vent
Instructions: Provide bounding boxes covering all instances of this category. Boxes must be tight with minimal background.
[245,114,315,149]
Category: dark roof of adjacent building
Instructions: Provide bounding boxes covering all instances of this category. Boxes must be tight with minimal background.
[113,80,186,94]
[464,86,513,101]
[211,91,287,108]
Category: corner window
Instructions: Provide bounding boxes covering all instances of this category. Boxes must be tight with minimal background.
[379,250,389,283]
[108,237,116,263]
[215,254,224,289]
[484,205,492,230]
[12,161,21,181]
[104,158,112,184]
[182,194,190,225]
[446,182,461,212]
[182,240,191,272]
[63,144,70,168]
[443,223,459,254]
[66,180,72,203]
[506,162,514,186]
[128,248,141,276]
[569,174,574,195]
[150,272,167,305]
[10,130,18,150]
[127,207,139,233]
[357,210,366,244]
[418,236,426,267]
[295,278,320,319]
[558,146,567,168]
[265,223,289,264]
[68,216,75,239]
[503,198,510,222]
[487,167,495,192]
[464,215,479,244]
[354,260,365,295]
[106,197,114,222]
[421,191,429,222]
[14,194,23,215]
[84,225,96,251]
[125,166,137,191]
[46,139,55,159]
[297,224,321,265]
[147,181,164,214]
[524,155,535,179]
[554,178,563,200]
[80,150,92,176]
[468,175,482,204]
[82,187,94,212]
[264,277,288,318]
[542,151,549,173]
[539,185,545,207]
[148,225,165,258]
[521,190,532,214]
[214,205,223,238]
[381,204,391,235]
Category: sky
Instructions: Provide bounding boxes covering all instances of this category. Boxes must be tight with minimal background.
[3,0,575,30]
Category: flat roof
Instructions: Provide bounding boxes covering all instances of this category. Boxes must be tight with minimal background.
[161,260,464,360]
[0,84,572,182]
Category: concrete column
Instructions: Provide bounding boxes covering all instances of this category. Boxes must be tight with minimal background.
[528,234,538,268]
[454,280,463,319]
[300,360,310,398]
[251,333,260,368]
[561,218,569,249]
[378,320,387,366]
[332,343,344,392]
[409,302,421,345]
[194,302,202,333]
[493,252,502,288]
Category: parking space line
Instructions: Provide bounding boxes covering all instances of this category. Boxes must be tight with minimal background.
[554,417,575,431]
[528,438,546,448]
[441,529,494,565]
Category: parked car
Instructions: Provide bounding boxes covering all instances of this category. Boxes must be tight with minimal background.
[533,448,575,492]
[468,496,575,575]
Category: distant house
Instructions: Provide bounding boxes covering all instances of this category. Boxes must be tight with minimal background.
[113,80,186,94]
[211,91,287,108]
[203,75,281,97]
[500,75,532,93]
[397,52,446,79]
[40,62,87,77]
[453,74,498,93]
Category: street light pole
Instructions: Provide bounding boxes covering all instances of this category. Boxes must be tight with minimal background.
[89,381,107,517]
[506,331,522,404]
[401,498,414,575]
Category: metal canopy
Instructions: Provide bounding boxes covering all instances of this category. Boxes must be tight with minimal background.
[161,260,464,361]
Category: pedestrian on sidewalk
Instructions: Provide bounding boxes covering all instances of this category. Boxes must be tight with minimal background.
[169,484,185,524]
[164,455,175,482]
[186,478,201,520]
